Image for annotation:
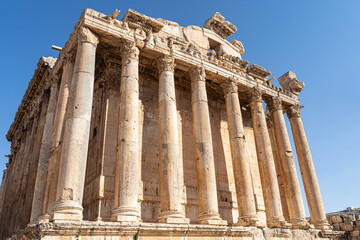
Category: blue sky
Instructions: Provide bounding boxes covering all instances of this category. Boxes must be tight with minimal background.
[0,0,359,216]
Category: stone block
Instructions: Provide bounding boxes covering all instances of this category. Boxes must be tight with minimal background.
[339,222,354,231]
[331,215,343,223]
[351,230,360,237]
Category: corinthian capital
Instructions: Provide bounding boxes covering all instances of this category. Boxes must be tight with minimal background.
[220,78,238,95]
[63,51,76,65]
[121,41,139,61]
[267,96,283,112]
[250,87,262,103]
[157,55,175,73]
[286,105,301,119]
[189,65,206,82]
[78,27,99,46]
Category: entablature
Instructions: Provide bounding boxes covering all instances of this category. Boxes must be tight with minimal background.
[53,8,300,107]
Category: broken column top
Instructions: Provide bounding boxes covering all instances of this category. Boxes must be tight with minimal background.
[203,12,237,39]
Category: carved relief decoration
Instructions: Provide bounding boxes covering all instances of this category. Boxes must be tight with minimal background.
[221,78,238,95]
[286,105,301,118]
[121,41,139,61]
[78,27,99,46]
[189,65,206,82]
[250,87,262,103]
[157,55,175,73]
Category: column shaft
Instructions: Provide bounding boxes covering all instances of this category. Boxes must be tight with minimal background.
[50,27,98,222]
[157,55,189,224]
[30,80,59,223]
[111,42,141,223]
[189,66,226,225]
[221,79,259,226]
[287,105,330,230]
[41,53,75,220]
[249,88,287,228]
[268,97,309,229]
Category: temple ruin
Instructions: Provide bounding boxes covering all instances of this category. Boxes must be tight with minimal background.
[0,8,343,239]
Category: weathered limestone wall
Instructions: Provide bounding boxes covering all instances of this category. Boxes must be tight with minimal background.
[327,208,360,240]
[81,69,266,225]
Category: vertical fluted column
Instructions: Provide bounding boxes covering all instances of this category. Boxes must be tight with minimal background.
[111,42,141,223]
[41,52,75,221]
[221,79,259,227]
[156,55,189,224]
[30,79,59,223]
[266,116,290,222]
[189,65,226,225]
[50,27,99,222]
[287,105,330,230]
[249,88,288,228]
[267,97,310,229]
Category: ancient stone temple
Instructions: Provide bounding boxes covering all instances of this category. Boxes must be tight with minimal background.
[0,8,340,239]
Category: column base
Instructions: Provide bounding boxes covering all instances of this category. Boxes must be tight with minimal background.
[267,217,291,228]
[290,218,314,229]
[235,214,261,227]
[50,200,83,222]
[158,211,190,224]
[38,213,50,223]
[111,206,141,223]
[312,219,331,230]
[199,212,227,225]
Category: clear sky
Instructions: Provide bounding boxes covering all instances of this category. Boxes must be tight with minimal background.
[0,0,359,216]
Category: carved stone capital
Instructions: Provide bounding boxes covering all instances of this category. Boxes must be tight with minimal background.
[63,51,76,65]
[250,87,262,103]
[78,27,99,46]
[157,55,175,73]
[221,78,238,95]
[121,41,139,61]
[267,96,283,112]
[286,105,301,119]
[189,65,206,82]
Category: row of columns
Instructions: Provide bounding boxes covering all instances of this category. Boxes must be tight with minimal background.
[30,26,329,230]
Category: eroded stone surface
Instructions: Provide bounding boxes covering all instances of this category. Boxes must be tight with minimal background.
[0,8,335,240]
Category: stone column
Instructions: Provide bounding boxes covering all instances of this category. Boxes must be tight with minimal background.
[30,79,59,223]
[267,97,309,229]
[111,42,141,223]
[266,116,290,222]
[287,105,330,230]
[189,65,226,225]
[221,79,259,227]
[41,52,75,220]
[249,88,288,228]
[50,27,99,222]
[156,55,189,224]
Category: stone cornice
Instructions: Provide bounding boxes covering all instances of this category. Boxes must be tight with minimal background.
[6,57,56,141]
[122,9,164,33]
[247,64,272,80]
